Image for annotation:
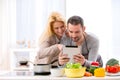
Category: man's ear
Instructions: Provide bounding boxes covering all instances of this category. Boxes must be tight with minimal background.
[82,26,86,31]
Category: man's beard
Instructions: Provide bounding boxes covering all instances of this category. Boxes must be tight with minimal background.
[72,37,80,42]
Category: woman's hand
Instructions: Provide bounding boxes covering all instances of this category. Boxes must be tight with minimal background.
[73,54,85,65]
[58,52,70,66]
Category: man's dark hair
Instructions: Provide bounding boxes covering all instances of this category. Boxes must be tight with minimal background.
[67,16,84,27]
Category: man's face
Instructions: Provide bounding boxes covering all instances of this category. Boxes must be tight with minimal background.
[67,23,84,42]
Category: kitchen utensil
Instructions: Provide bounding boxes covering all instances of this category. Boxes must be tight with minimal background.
[33,64,51,75]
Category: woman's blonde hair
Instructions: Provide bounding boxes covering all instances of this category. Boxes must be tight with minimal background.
[39,12,66,44]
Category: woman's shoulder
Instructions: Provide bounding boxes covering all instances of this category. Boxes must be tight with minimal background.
[39,35,56,44]
[45,35,57,42]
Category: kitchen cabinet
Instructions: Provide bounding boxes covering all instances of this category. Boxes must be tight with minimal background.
[10,48,37,71]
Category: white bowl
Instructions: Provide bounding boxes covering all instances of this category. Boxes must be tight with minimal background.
[50,68,64,77]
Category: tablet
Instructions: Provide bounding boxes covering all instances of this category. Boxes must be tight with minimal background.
[62,45,82,62]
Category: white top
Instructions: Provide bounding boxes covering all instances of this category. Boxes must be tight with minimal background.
[0,71,120,80]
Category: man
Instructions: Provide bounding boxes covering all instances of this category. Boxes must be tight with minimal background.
[58,16,103,68]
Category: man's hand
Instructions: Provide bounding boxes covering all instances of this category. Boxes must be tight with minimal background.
[73,54,85,65]
[57,44,63,51]
[58,52,70,66]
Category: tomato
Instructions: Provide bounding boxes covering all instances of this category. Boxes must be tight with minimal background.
[106,65,119,73]
[105,65,110,71]
[114,64,120,72]
[91,62,99,66]
[118,66,120,72]
[118,65,120,72]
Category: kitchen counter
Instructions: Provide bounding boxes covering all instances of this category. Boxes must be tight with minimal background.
[0,71,120,80]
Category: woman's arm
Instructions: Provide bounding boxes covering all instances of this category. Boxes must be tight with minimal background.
[37,40,60,59]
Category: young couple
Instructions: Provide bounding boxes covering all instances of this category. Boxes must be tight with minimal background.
[35,12,103,68]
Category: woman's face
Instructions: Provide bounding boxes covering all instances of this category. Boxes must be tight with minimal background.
[52,21,66,38]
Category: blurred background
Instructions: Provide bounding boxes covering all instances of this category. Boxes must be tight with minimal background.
[0,0,120,70]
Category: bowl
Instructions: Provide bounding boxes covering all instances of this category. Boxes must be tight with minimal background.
[65,67,86,78]
[50,68,64,77]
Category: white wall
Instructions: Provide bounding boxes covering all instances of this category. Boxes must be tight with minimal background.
[0,0,16,70]
[66,0,113,66]
[111,0,120,60]
[16,0,36,41]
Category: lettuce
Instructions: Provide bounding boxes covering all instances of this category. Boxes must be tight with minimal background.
[65,63,82,69]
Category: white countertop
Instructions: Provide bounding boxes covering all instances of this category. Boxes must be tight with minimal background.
[0,71,120,80]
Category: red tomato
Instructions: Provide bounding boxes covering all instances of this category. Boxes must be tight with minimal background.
[119,65,120,72]
[114,64,120,72]
[105,65,110,71]
[119,66,120,72]
[106,65,119,73]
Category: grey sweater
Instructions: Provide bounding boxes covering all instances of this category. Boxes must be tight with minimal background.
[80,33,103,68]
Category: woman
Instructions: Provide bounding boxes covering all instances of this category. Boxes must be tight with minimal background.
[35,12,70,66]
